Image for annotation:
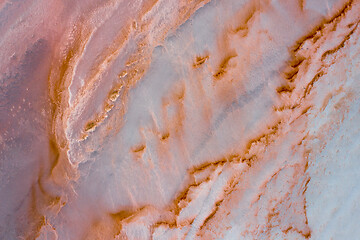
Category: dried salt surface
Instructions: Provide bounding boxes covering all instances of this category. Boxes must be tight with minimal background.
[0,0,359,239]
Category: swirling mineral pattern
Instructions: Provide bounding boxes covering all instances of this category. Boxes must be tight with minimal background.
[1,0,360,239]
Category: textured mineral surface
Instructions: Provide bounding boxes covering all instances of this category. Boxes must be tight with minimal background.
[1,0,360,239]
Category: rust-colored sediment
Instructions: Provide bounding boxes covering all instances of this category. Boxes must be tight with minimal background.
[193,55,209,68]
[18,0,359,238]
[151,0,358,238]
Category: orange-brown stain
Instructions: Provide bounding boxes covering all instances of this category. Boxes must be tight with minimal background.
[193,55,209,68]
[213,54,237,79]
